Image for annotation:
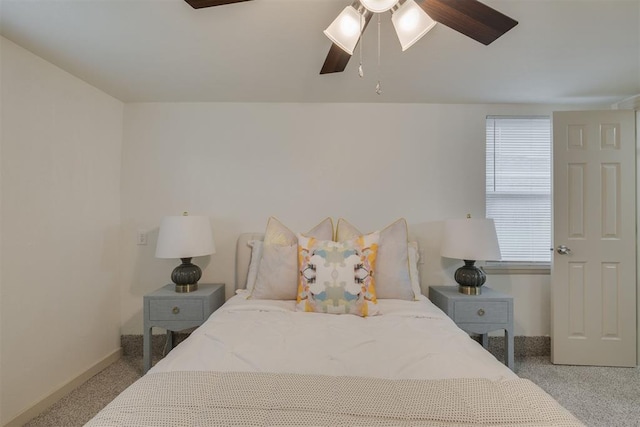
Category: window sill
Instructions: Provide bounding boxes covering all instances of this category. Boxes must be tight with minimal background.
[482,262,550,275]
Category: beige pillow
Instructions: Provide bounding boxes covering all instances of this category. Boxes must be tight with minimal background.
[336,218,415,300]
[251,217,333,300]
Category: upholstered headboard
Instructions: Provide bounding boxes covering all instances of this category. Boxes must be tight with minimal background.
[235,232,264,291]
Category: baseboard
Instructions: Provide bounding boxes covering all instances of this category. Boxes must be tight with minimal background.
[3,348,122,427]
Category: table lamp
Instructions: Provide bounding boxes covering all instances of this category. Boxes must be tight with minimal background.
[155,212,215,293]
[440,215,501,295]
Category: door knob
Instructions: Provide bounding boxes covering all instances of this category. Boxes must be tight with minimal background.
[556,245,572,255]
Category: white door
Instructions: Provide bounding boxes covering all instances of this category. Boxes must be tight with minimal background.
[552,110,636,367]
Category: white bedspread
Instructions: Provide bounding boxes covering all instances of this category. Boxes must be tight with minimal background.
[88,293,585,426]
[151,292,517,382]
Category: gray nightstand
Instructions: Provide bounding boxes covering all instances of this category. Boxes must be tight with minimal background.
[429,285,514,370]
[143,283,225,373]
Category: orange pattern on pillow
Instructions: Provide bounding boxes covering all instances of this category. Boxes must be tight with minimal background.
[296,233,380,317]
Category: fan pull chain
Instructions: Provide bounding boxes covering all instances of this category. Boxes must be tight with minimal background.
[358,10,364,78]
[376,13,382,95]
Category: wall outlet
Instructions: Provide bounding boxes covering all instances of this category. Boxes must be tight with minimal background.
[137,230,147,245]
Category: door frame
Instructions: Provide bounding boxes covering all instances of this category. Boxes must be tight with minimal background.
[613,96,640,366]
[636,110,640,366]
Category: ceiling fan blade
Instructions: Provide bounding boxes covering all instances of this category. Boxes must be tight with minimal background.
[320,7,373,75]
[184,0,252,9]
[320,44,353,75]
[417,0,517,45]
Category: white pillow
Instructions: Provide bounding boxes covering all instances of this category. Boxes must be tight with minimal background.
[245,240,263,293]
[336,218,415,300]
[251,217,333,300]
[408,241,421,298]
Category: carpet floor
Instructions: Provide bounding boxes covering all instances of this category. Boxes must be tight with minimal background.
[24,356,640,427]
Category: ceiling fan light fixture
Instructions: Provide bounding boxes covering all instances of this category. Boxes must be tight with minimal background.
[323,5,365,55]
[391,0,436,51]
[360,0,398,13]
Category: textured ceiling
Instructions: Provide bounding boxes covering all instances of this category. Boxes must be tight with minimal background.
[1,0,639,104]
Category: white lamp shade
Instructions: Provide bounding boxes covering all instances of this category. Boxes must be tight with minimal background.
[323,6,364,55]
[391,0,437,51]
[440,218,501,261]
[361,0,398,13]
[155,215,216,259]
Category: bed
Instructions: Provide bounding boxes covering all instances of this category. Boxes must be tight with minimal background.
[87,220,583,426]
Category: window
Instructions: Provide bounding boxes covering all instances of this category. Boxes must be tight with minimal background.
[486,116,551,265]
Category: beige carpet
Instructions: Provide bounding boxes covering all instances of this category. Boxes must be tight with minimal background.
[24,357,142,427]
[24,356,640,427]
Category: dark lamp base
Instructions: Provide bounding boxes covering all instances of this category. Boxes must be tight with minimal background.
[454,260,486,295]
[171,257,202,293]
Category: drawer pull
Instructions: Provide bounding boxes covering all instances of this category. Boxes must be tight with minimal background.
[172,307,180,315]
[477,309,485,316]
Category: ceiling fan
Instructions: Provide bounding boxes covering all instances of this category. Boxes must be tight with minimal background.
[184,0,518,75]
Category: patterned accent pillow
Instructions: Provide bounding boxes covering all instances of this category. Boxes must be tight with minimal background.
[296,233,380,317]
[336,218,416,300]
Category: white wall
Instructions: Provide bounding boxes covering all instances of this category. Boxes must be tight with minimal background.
[120,102,593,337]
[0,37,123,424]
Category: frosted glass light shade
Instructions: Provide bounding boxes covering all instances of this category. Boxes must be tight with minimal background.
[391,0,437,51]
[323,6,364,55]
[440,218,501,261]
[156,215,216,259]
[361,0,398,13]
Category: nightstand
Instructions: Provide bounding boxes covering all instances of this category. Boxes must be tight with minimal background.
[143,283,225,373]
[429,285,514,370]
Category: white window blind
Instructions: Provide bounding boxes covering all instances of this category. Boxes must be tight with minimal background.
[486,116,551,263]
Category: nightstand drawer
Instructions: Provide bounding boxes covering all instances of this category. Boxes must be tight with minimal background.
[149,299,204,321]
[453,301,508,324]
